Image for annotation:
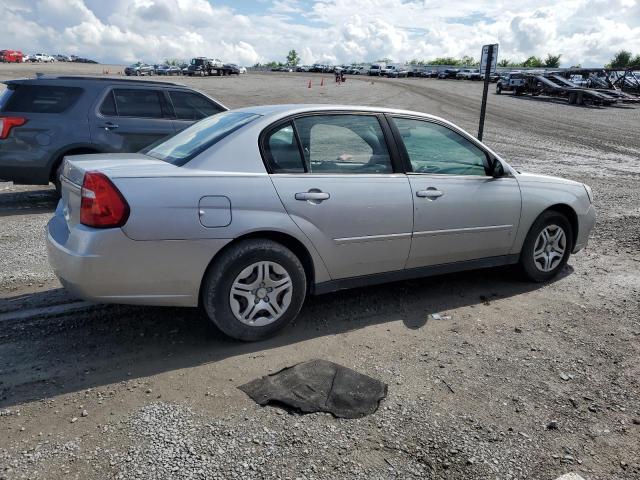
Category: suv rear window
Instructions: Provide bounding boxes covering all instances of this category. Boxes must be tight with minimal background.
[1,84,83,113]
[143,111,260,166]
[110,88,172,118]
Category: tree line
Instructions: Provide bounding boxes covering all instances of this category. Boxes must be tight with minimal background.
[252,49,640,70]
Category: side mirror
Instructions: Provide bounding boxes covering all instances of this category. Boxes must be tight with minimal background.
[490,159,505,178]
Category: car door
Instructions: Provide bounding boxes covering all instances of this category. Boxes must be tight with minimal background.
[167,90,226,132]
[90,87,176,153]
[388,115,521,269]
[265,113,414,279]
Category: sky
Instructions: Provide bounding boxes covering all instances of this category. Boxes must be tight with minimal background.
[1,0,639,67]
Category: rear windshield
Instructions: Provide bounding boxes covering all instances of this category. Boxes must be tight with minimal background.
[143,111,260,166]
[0,84,83,113]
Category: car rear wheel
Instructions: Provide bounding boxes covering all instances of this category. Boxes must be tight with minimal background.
[519,211,573,282]
[202,239,307,341]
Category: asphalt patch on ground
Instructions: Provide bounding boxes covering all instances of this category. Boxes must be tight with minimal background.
[239,359,388,418]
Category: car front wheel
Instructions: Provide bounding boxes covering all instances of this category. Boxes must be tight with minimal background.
[520,211,573,282]
[202,239,307,341]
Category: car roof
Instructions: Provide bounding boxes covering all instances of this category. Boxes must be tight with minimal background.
[2,75,191,88]
[231,104,442,121]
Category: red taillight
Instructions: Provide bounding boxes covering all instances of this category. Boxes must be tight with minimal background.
[80,172,130,228]
[0,116,27,139]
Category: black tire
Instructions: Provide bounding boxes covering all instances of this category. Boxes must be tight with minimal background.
[202,239,307,341]
[519,210,573,282]
[496,84,502,94]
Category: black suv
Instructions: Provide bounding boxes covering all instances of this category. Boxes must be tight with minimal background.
[0,76,227,192]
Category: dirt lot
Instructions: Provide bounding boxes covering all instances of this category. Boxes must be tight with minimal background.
[0,63,639,480]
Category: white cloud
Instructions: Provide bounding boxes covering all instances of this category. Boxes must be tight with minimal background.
[0,0,639,66]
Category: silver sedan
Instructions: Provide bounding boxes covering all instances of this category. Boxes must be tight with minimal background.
[47,105,596,341]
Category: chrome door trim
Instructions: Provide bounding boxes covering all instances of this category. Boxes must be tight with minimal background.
[334,232,412,244]
[413,224,513,238]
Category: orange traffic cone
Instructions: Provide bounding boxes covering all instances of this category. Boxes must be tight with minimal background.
[308,80,312,88]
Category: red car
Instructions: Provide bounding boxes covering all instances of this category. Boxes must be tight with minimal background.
[0,50,24,63]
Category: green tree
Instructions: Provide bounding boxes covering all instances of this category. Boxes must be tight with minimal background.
[497,58,511,67]
[522,56,544,68]
[631,54,640,67]
[286,49,300,66]
[544,53,562,68]
[429,57,461,66]
[460,55,478,66]
[607,50,632,68]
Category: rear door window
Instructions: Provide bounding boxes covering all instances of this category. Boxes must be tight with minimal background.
[1,84,83,113]
[169,90,224,120]
[111,88,172,119]
[99,90,117,116]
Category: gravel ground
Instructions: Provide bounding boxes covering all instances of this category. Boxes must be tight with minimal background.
[0,63,639,480]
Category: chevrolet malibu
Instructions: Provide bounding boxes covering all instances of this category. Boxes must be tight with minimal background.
[47,105,596,341]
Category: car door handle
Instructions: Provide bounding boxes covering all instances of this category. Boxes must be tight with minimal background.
[102,122,119,130]
[295,191,330,202]
[416,188,444,199]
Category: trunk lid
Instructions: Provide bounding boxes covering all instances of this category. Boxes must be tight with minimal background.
[59,153,177,229]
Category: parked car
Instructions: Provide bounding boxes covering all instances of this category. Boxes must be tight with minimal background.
[124,62,154,76]
[382,65,408,78]
[496,72,526,94]
[295,65,309,72]
[223,64,241,75]
[483,71,501,82]
[0,76,227,193]
[47,104,596,341]
[368,64,385,76]
[457,68,482,80]
[407,67,423,77]
[33,53,55,63]
[438,69,460,79]
[54,54,72,62]
[0,50,24,63]
[155,64,182,76]
[72,57,98,64]
[239,66,247,74]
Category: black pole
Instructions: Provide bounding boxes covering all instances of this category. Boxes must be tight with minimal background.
[477,44,494,141]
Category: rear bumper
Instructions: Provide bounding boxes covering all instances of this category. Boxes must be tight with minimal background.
[46,212,231,307]
[573,204,596,253]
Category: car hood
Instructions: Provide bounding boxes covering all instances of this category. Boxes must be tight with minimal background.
[515,171,583,187]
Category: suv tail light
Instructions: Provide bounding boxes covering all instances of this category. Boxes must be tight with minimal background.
[80,172,130,228]
[0,116,27,139]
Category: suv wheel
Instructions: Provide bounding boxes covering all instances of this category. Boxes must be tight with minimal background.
[520,210,573,282]
[202,239,307,341]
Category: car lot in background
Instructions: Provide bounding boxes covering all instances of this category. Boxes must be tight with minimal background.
[47,104,595,341]
[0,76,226,191]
